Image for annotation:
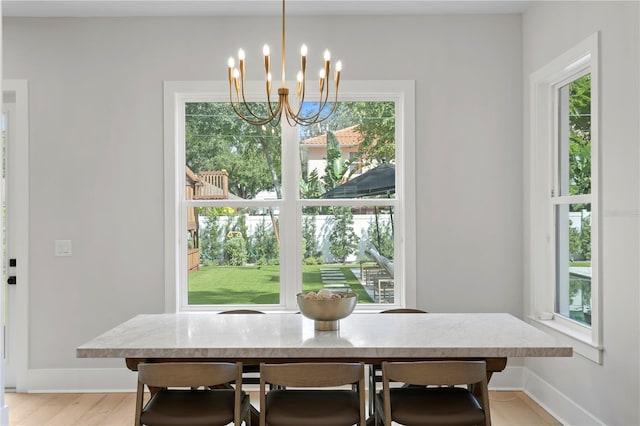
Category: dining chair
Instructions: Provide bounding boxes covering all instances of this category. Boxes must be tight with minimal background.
[135,362,251,426]
[375,360,491,426]
[219,309,265,385]
[259,362,367,426]
[368,308,428,416]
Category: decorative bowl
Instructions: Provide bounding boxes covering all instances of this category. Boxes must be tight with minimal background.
[297,291,358,331]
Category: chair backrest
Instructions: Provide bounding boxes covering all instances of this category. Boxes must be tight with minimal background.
[260,362,363,388]
[382,360,485,386]
[219,309,265,314]
[260,362,366,426]
[135,362,245,426]
[138,362,241,388]
[381,360,491,426]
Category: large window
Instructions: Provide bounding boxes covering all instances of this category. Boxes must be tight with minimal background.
[529,33,601,362]
[165,81,415,312]
[554,74,592,326]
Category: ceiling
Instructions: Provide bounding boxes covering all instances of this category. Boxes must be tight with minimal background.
[3,0,533,17]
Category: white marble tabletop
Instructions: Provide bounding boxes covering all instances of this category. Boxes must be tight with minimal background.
[77,313,572,360]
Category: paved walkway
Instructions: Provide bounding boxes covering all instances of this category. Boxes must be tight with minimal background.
[320,267,350,291]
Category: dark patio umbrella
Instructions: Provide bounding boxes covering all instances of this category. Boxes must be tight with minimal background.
[320,163,395,199]
[321,163,395,251]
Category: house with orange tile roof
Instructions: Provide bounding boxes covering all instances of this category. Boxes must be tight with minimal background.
[299,125,364,178]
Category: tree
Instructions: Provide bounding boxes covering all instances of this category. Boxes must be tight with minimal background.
[299,169,324,200]
[580,216,591,261]
[322,131,349,189]
[300,101,395,164]
[224,231,248,266]
[328,207,359,263]
[302,215,320,261]
[185,102,282,199]
[199,214,223,265]
[250,217,279,265]
[568,74,591,205]
[367,215,394,260]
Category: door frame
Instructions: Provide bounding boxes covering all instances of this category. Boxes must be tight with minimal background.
[3,80,29,392]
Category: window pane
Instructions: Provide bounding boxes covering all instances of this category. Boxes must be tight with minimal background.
[187,206,280,305]
[555,203,592,325]
[185,102,282,201]
[558,74,591,196]
[299,101,395,200]
[301,205,394,304]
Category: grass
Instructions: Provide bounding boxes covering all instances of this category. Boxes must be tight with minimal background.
[188,264,374,305]
[570,261,591,267]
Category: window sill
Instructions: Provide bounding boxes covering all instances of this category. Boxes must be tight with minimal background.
[527,315,603,364]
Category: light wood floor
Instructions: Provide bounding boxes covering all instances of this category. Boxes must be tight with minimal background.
[6,390,561,425]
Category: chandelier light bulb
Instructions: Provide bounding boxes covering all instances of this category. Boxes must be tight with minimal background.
[297,71,303,82]
[301,44,308,56]
[336,61,343,72]
[324,49,331,61]
[267,72,272,82]
[263,44,270,56]
[228,57,235,68]
[233,68,240,79]
[238,49,245,61]
[319,69,326,80]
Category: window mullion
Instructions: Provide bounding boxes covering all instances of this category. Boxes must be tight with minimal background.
[280,122,301,310]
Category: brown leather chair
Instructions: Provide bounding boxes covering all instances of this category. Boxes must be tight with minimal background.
[368,309,428,415]
[135,362,251,426]
[379,308,427,314]
[259,362,366,426]
[375,360,491,426]
[219,309,265,385]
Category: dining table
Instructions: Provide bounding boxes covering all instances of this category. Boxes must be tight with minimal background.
[77,312,572,425]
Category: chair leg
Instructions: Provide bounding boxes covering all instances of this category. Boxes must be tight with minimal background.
[368,367,375,416]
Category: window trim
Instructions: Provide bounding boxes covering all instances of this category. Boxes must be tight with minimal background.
[528,33,602,363]
[163,80,416,313]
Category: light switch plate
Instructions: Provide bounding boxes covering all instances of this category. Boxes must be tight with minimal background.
[55,240,72,257]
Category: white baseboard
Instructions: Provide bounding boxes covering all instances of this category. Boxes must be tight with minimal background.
[0,404,8,426]
[22,368,136,393]
[488,365,523,390]
[523,368,604,425]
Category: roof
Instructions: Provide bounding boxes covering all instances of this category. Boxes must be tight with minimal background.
[300,125,363,147]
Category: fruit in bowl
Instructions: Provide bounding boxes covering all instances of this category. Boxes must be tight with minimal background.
[297,290,358,331]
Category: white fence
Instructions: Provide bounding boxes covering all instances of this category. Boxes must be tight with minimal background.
[200,213,393,263]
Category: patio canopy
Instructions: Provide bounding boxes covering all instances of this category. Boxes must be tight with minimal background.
[321,163,395,199]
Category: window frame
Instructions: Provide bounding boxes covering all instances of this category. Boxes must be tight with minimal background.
[528,33,602,363]
[164,80,416,313]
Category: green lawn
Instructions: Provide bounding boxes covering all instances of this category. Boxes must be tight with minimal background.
[570,261,591,267]
[188,264,374,305]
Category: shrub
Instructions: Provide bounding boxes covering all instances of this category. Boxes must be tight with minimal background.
[224,236,248,266]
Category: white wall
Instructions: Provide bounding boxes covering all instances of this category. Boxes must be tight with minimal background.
[3,14,523,382]
[523,2,640,425]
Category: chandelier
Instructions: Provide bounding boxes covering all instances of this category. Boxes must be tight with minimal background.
[227,0,342,127]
